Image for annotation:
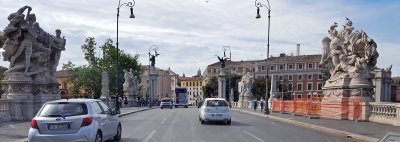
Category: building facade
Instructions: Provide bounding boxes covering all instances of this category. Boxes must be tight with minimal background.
[203,54,330,99]
[178,69,204,105]
[140,66,178,101]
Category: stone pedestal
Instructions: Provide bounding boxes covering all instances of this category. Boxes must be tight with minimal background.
[149,67,158,107]
[1,72,61,121]
[320,77,373,121]
[100,71,110,106]
[218,68,226,99]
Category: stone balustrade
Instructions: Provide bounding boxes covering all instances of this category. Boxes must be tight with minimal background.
[369,102,400,126]
[0,99,11,122]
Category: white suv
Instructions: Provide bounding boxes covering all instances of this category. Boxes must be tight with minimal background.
[28,99,121,142]
[199,98,231,125]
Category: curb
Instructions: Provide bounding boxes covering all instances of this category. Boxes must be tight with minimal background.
[118,108,154,118]
[14,108,153,142]
[231,109,379,142]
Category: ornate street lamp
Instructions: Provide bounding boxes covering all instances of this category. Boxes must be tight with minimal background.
[255,0,271,114]
[115,0,135,111]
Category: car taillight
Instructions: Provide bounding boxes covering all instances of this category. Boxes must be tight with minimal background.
[81,117,93,127]
[31,119,38,129]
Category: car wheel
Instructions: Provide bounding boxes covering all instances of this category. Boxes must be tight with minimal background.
[95,131,103,142]
[113,124,122,141]
[200,119,205,124]
[161,107,163,109]
[226,119,231,125]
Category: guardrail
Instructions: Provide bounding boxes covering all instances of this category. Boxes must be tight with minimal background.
[369,102,400,126]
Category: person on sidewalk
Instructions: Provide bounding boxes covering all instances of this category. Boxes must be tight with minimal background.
[253,100,258,111]
[124,96,128,107]
[118,96,123,108]
[260,99,264,112]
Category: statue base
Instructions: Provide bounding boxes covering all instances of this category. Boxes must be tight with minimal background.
[1,72,60,121]
[320,77,373,121]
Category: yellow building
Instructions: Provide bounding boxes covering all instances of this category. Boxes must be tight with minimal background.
[178,69,204,105]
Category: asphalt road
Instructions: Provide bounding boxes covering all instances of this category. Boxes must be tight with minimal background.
[111,107,357,142]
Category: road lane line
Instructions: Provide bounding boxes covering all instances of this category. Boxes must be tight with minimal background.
[143,130,156,142]
[9,124,16,129]
[243,130,265,142]
[161,118,167,124]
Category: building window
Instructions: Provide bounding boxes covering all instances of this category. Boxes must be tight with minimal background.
[147,80,149,84]
[297,83,302,91]
[307,83,312,91]
[288,83,293,91]
[288,64,293,70]
[308,63,313,69]
[318,74,323,80]
[279,75,283,81]
[270,65,275,71]
[298,74,303,80]
[288,75,293,81]
[308,74,313,80]
[298,64,303,70]
[318,83,323,90]
[262,66,265,71]
[279,64,284,70]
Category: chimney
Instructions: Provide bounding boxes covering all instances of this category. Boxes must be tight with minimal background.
[296,44,300,56]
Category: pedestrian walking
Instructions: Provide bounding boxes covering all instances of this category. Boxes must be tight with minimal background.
[124,96,128,107]
[260,99,264,112]
[118,96,123,108]
[253,100,258,111]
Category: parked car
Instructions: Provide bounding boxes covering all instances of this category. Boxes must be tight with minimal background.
[160,98,173,109]
[199,98,231,125]
[28,99,121,142]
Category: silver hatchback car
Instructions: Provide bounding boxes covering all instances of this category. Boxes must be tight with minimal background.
[28,99,121,142]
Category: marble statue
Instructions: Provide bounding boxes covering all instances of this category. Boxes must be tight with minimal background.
[0,6,65,121]
[319,18,379,90]
[1,6,66,77]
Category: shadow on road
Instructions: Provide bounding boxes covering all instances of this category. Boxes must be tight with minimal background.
[106,138,140,142]
[203,121,251,126]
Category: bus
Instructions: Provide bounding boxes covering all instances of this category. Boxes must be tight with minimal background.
[173,87,188,108]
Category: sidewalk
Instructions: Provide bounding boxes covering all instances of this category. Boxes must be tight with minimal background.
[232,107,400,142]
[0,107,152,142]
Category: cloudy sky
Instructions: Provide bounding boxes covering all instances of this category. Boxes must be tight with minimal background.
[0,0,399,76]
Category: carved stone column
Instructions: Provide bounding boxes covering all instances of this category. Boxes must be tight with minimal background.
[218,68,226,99]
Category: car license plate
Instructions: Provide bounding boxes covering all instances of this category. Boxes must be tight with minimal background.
[48,123,70,130]
[212,114,222,117]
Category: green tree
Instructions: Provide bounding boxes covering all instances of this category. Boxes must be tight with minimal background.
[252,78,269,100]
[202,76,218,98]
[63,37,141,98]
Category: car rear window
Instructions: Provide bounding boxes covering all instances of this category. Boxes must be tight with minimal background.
[206,100,228,107]
[162,99,171,102]
[38,102,88,117]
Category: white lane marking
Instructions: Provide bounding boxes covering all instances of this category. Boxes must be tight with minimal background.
[243,130,265,142]
[161,118,167,124]
[143,130,156,142]
[9,124,16,129]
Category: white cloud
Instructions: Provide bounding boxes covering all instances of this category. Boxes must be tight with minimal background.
[0,0,398,76]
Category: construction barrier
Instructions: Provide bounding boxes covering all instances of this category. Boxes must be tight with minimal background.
[271,96,364,120]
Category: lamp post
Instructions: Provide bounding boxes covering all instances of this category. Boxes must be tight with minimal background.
[255,0,271,114]
[222,46,233,105]
[148,45,159,108]
[115,0,135,111]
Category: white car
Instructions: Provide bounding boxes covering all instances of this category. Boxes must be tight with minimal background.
[199,98,231,125]
[160,98,173,109]
[28,99,121,142]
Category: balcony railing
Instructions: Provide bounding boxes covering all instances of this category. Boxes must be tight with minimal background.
[369,102,400,126]
[0,99,11,122]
